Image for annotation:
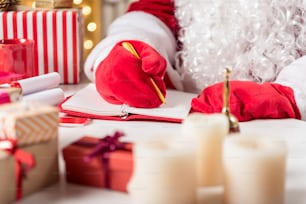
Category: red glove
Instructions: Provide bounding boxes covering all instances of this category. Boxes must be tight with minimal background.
[191,81,301,122]
[95,40,167,108]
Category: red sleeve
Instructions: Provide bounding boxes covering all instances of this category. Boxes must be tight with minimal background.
[127,0,178,37]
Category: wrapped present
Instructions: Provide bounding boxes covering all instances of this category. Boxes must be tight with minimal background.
[35,0,73,9]
[0,9,84,84]
[0,138,59,203]
[62,131,133,192]
[0,87,21,104]
[21,137,59,198]
[0,146,15,204]
[0,101,59,146]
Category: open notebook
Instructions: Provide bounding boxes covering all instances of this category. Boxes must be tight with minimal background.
[59,83,197,123]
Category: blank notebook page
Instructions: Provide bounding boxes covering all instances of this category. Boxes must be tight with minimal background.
[62,83,123,116]
[61,83,197,120]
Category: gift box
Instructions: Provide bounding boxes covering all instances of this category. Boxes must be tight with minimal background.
[0,138,59,203]
[0,9,84,84]
[0,87,21,104]
[0,149,15,204]
[62,132,133,192]
[0,101,59,146]
[21,138,59,198]
[35,0,73,9]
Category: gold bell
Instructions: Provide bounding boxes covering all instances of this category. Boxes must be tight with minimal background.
[222,68,240,133]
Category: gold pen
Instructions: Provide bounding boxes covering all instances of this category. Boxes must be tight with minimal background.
[121,42,166,104]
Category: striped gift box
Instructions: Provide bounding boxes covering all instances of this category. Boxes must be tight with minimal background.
[0,101,59,146]
[0,9,84,84]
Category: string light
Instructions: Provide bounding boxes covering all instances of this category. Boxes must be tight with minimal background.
[73,0,103,58]
[73,0,82,5]
[87,22,97,32]
[84,39,94,50]
[82,5,91,15]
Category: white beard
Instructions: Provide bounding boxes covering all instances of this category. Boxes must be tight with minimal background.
[174,0,306,93]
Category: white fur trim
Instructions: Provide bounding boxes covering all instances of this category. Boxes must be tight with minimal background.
[84,11,183,90]
[275,56,306,120]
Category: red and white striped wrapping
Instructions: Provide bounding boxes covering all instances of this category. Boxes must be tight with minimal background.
[0,9,84,84]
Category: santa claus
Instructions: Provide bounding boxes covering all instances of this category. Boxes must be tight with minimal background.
[84,0,306,122]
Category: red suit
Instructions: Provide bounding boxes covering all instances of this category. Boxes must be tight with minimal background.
[85,0,306,121]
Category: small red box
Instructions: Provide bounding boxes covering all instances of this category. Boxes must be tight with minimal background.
[62,136,133,192]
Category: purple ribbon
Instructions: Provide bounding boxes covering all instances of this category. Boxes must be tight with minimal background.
[73,131,130,189]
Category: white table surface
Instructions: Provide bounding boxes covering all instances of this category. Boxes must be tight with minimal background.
[14,82,306,204]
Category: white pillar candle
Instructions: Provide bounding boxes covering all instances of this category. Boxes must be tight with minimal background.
[128,137,197,204]
[181,113,229,187]
[223,134,287,204]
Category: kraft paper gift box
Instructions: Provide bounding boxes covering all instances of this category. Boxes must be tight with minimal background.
[62,132,133,192]
[0,149,15,204]
[0,101,59,203]
[0,101,59,146]
[0,9,84,84]
[0,87,21,104]
[20,138,59,199]
[0,138,59,203]
[35,0,73,9]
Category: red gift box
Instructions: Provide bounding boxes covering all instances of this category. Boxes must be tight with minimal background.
[0,9,84,84]
[62,132,133,192]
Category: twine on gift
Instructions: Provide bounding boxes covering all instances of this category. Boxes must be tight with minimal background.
[0,139,35,200]
[73,131,131,189]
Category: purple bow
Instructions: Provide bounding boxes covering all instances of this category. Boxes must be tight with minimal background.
[74,131,130,189]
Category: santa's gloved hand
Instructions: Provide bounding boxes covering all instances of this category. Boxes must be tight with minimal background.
[191,81,301,122]
[95,40,167,108]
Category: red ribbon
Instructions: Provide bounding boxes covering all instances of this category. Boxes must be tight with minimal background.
[74,131,130,189]
[10,80,22,89]
[0,139,35,200]
[59,116,91,126]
